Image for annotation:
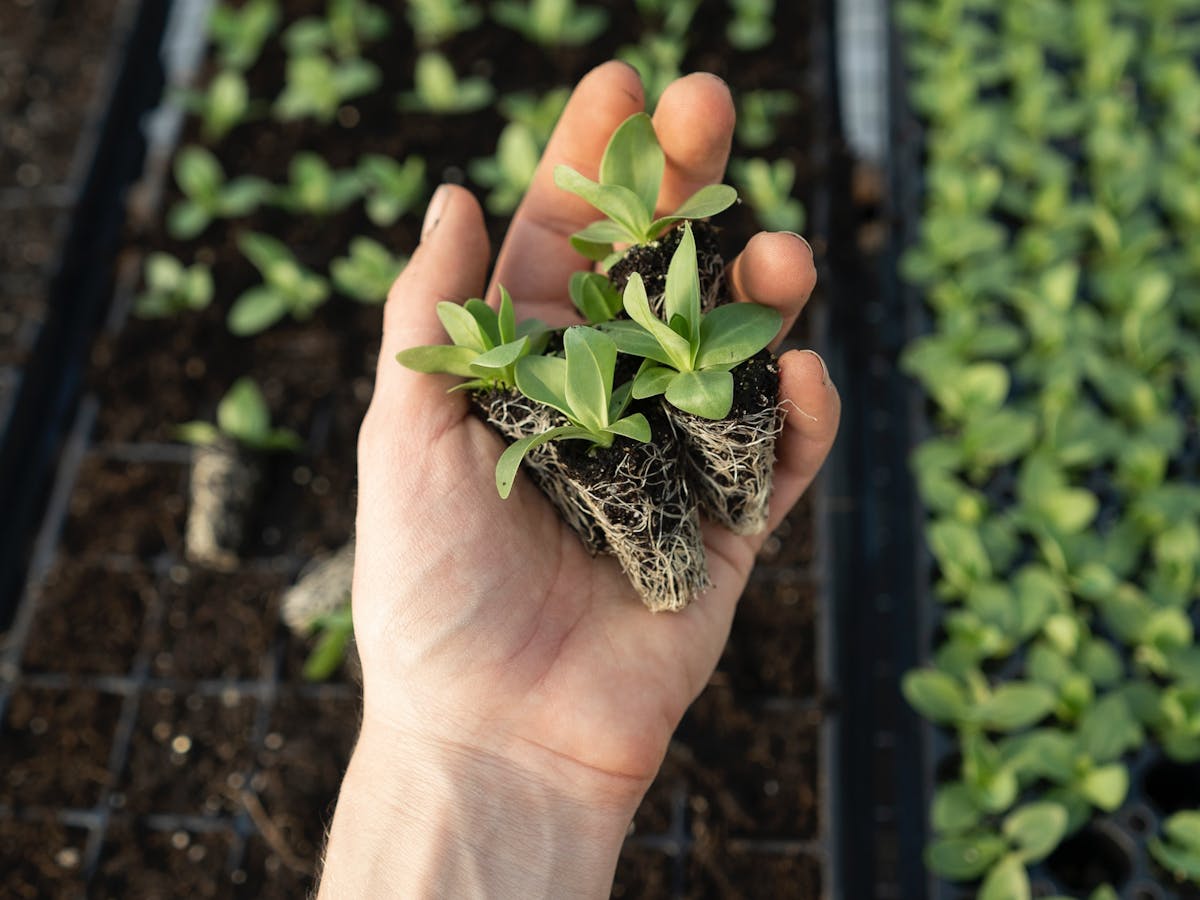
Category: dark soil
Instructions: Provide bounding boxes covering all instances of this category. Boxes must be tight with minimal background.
[0,0,830,895]
[729,349,780,419]
[607,220,728,313]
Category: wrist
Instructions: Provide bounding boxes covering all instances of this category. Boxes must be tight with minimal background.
[318,715,638,898]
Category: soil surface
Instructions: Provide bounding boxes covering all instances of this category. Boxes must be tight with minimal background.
[0,0,831,895]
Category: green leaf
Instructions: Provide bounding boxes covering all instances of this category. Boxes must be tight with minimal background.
[978,855,1030,900]
[571,218,632,244]
[496,425,589,498]
[605,414,651,443]
[621,273,692,369]
[174,146,222,199]
[228,287,289,336]
[217,377,271,446]
[649,184,739,237]
[603,321,678,367]
[437,301,490,351]
[554,166,650,239]
[902,669,967,723]
[926,833,1007,879]
[238,232,290,273]
[303,615,353,681]
[695,303,782,369]
[663,223,701,345]
[665,368,734,419]
[166,202,211,241]
[632,364,678,399]
[515,355,571,418]
[1150,835,1200,881]
[1078,764,1128,811]
[497,286,516,344]
[569,271,622,323]
[1002,802,1068,863]
[1165,811,1200,851]
[599,112,663,218]
[563,326,616,432]
[175,421,221,446]
[933,783,981,834]
[978,683,1056,732]
[471,338,528,374]
[395,345,481,378]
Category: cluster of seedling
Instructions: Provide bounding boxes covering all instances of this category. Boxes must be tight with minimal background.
[399,113,784,611]
[898,0,1200,894]
[145,0,806,670]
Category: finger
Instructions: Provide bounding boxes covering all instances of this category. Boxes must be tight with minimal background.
[726,231,818,346]
[489,61,645,316]
[371,184,490,427]
[766,349,840,532]
[652,73,736,213]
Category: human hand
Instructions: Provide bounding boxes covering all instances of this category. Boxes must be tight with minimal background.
[320,62,839,898]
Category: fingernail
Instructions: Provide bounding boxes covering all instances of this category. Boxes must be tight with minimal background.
[801,349,831,386]
[422,185,450,240]
[783,231,814,258]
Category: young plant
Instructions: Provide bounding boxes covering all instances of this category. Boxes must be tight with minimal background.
[491,0,608,47]
[283,0,390,59]
[273,53,380,123]
[1152,811,1200,883]
[303,606,354,681]
[397,51,494,113]
[497,88,569,139]
[174,69,256,142]
[357,154,427,226]
[554,113,737,261]
[229,233,330,336]
[330,237,406,303]
[729,157,806,233]
[496,326,651,498]
[406,0,483,46]
[269,152,362,216]
[167,146,267,240]
[617,33,686,110]
[468,122,541,215]
[177,377,302,453]
[134,253,213,319]
[569,271,622,324]
[725,0,774,51]
[208,0,280,71]
[735,89,799,150]
[395,286,548,391]
[607,224,781,419]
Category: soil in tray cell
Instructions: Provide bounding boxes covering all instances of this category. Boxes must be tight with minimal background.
[755,497,816,570]
[0,276,48,367]
[0,686,123,809]
[92,819,234,900]
[718,571,818,699]
[686,848,822,900]
[0,819,91,900]
[147,567,283,681]
[118,688,257,816]
[21,562,152,676]
[61,454,187,559]
[612,846,677,899]
[677,685,820,841]
[253,690,358,866]
[0,203,65,278]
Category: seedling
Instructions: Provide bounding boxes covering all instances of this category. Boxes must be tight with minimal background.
[496,327,651,498]
[174,69,256,142]
[554,113,737,261]
[725,0,774,50]
[398,52,494,113]
[497,88,569,139]
[228,233,330,336]
[729,157,805,233]
[491,0,608,47]
[303,606,354,681]
[269,152,362,216]
[469,122,541,215]
[274,53,380,123]
[568,271,622,324]
[617,33,685,109]
[330,237,407,303]
[1152,811,1200,883]
[406,0,482,46]
[357,154,427,226]
[208,0,280,71]
[167,146,268,240]
[134,253,213,319]
[283,0,390,59]
[606,224,781,420]
[177,377,302,453]
[735,89,799,150]
[395,286,548,391]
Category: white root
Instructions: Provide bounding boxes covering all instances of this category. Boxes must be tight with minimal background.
[185,440,263,570]
[670,402,784,536]
[281,539,355,634]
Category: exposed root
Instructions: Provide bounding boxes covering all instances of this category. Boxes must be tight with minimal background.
[608,222,727,317]
[185,440,263,570]
[560,430,709,612]
[670,402,784,536]
[281,540,355,634]
[471,388,608,554]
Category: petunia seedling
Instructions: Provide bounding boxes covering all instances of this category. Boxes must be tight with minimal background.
[568,271,622,324]
[605,223,781,419]
[395,286,548,391]
[208,0,281,71]
[282,0,390,60]
[357,154,426,226]
[269,152,362,216]
[134,253,213,319]
[167,146,268,240]
[398,52,494,114]
[176,377,303,453]
[730,157,806,233]
[491,0,609,47]
[406,0,482,46]
[554,112,737,261]
[274,53,380,123]
[496,326,651,498]
[229,233,330,335]
[330,237,406,304]
[173,69,256,142]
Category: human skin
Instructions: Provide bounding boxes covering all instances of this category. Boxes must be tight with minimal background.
[318,61,840,898]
